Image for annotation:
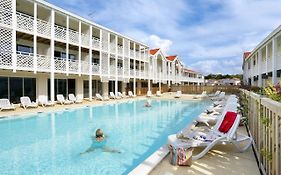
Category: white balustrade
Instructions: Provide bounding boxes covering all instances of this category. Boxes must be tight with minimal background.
[110,64,116,75]
[16,12,34,33]
[81,33,89,46]
[92,63,100,74]
[81,61,89,73]
[37,54,51,71]
[16,51,34,70]
[117,46,123,55]
[0,8,12,26]
[69,29,79,44]
[68,59,79,72]
[130,49,134,58]
[130,69,134,76]
[117,67,123,76]
[110,43,116,53]
[37,18,51,37]
[92,37,100,50]
[135,51,140,59]
[0,50,12,68]
[55,25,66,41]
[54,57,66,72]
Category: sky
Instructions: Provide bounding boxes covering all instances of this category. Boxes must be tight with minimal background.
[47,0,281,75]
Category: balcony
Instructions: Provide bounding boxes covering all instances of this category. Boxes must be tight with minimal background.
[54,57,66,72]
[16,51,33,70]
[81,33,89,47]
[69,29,79,44]
[92,63,100,74]
[110,64,116,75]
[0,8,12,26]
[130,50,134,58]
[130,69,134,76]
[117,67,123,76]
[135,51,140,59]
[0,50,12,69]
[55,25,66,41]
[37,18,51,37]
[117,46,123,55]
[37,54,51,72]
[16,12,33,33]
[68,59,79,73]
[92,37,100,50]
[81,61,89,74]
[110,43,116,53]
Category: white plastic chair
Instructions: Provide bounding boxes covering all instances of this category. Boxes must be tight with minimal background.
[109,92,116,99]
[156,91,162,97]
[128,91,136,98]
[20,96,38,109]
[117,92,123,98]
[38,95,55,107]
[146,91,152,97]
[0,99,16,111]
[174,91,182,98]
[57,94,73,105]
[69,94,83,103]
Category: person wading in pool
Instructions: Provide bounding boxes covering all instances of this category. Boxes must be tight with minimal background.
[80,129,121,155]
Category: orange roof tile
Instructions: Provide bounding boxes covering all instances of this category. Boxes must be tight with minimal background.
[183,68,196,73]
[166,55,177,61]
[149,48,160,55]
[243,52,251,59]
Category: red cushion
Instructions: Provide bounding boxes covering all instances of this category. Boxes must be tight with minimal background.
[218,112,237,133]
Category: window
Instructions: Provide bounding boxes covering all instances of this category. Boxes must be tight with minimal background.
[54,51,76,60]
[0,77,8,99]
[83,80,89,97]
[9,77,23,103]
[93,58,99,64]
[17,44,33,54]
[48,79,76,100]
[68,79,76,95]
[253,58,256,66]
[24,78,36,101]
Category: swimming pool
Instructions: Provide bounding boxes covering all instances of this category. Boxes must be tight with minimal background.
[0,99,210,175]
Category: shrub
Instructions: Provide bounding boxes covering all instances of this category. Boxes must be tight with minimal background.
[264,81,281,102]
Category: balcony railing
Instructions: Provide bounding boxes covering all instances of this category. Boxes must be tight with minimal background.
[110,64,116,75]
[130,50,134,58]
[110,43,116,53]
[16,51,34,70]
[55,25,66,41]
[92,63,100,74]
[135,51,140,59]
[16,12,34,33]
[130,69,134,76]
[37,18,51,37]
[81,61,89,73]
[0,50,12,69]
[68,59,79,72]
[117,46,123,55]
[37,54,51,72]
[81,33,89,46]
[54,57,66,72]
[0,8,12,26]
[69,29,79,44]
[117,67,123,76]
[92,37,100,50]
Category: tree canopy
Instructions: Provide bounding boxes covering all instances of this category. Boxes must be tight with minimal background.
[205,74,242,80]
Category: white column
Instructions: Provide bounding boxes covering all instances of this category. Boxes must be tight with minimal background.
[66,16,69,75]
[107,32,110,76]
[33,3,37,73]
[12,0,17,72]
[133,43,136,95]
[102,82,108,97]
[89,26,93,101]
[115,35,118,95]
[148,79,151,91]
[272,37,277,84]
[78,21,81,76]
[159,82,161,92]
[50,10,55,102]
[257,50,262,87]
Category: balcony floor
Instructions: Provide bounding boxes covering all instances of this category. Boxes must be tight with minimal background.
[150,126,260,175]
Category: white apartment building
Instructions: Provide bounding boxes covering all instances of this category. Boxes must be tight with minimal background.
[243,25,281,87]
[0,0,204,103]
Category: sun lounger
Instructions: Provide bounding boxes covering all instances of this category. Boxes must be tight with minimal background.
[38,95,55,107]
[109,92,117,99]
[211,92,225,101]
[128,91,136,98]
[209,90,220,97]
[168,111,252,160]
[56,94,73,105]
[146,91,152,97]
[69,94,83,103]
[174,91,182,98]
[156,91,162,97]
[0,99,16,111]
[20,96,38,109]
[122,92,128,98]
[96,93,109,101]
[117,92,123,98]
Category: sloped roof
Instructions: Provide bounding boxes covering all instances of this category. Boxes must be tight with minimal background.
[243,52,251,60]
[149,48,160,55]
[166,55,177,61]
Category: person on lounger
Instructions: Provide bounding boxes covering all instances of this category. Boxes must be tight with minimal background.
[80,129,121,155]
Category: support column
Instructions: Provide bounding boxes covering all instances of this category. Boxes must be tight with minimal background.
[50,9,55,102]
[115,35,118,95]
[272,37,277,84]
[133,78,136,95]
[148,79,151,91]
[76,78,83,96]
[11,0,17,72]
[33,2,37,73]
[137,80,141,95]
[122,82,126,93]
[102,82,109,97]
[66,16,69,75]
[159,82,161,92]
[89,26,93,101]
[257,50,262,87]
[78,21,81,76]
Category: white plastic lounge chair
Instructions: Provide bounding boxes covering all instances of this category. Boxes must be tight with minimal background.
[38,95,55,107]
[146,91,152,97]
[211,92,225,101]
[168,112,252,160]
[56,94,73,105]
[128,91,136,98]
[122,92,128,98]
[209,91,220,97]
[174,91,182,98]
[117,92,123,98]
[109,92,116,99]
[69,94,83,103]
[20,96,38,109]
[156,91,162,97]
[0,99,16,111]
[96,93,109,101]
[193,91,208,99]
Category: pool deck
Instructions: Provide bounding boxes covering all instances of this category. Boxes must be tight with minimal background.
[0,93,260,175]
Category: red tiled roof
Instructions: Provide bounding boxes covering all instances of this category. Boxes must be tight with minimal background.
[149,48,160,55]
[243,52,251,59]
[166,55,177,61]
[183,68,196,73]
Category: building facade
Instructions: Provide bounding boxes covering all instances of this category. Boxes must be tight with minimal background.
[243,25,281,87]
[0,0,204,103]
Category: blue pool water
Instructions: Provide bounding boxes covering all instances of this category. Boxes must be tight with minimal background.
[0,99,210,175]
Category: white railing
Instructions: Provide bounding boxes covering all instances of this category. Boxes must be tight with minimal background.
[135,69,140,77]
[117,46,123,55]
[37,54,51,72]
[130,50,134,58]
[135,51,140,59]
[110,64,116,75]
[0,50,12,68]
[117,67,123,76]
[55,25,66,41]
[69,59,79,72]
[37,18,51,37]
[81,61,89,73]
[0,8,12,26]
[69,29,79,44]
[130,69,134,76]
[92,37,100,50]
[54,57,66,72]
[110,43,116,53]
[16,51,34,70]
[81,33,89,46]
[16,12,33,33]
[92,63,100,74]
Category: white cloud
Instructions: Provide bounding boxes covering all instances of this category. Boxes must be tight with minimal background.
[143,35,173,55]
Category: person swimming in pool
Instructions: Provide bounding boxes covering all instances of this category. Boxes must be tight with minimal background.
[80,129,121,155]
[144,100,152,107]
